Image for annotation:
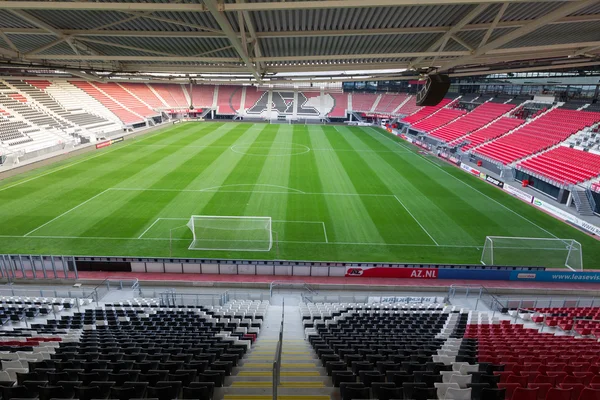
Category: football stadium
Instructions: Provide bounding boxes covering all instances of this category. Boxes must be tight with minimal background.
[2,1,600,400]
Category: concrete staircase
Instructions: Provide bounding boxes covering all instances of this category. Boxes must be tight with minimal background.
[222,304,333,400]
[572,187,596,216]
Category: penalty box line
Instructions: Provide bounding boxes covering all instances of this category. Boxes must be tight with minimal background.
[138,217,329,243]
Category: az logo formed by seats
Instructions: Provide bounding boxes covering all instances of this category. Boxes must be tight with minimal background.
[247,91,319,116]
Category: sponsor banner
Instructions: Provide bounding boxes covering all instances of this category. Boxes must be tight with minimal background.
[96,140,111,149]
[459,162,481,177]
[532,197,600,236]
[400,134,408,140]
[483,174,505,188]
[368,296,445,304]
[173,119,181,124]
[345,267,438,279]
[504,184,534,203]
[96,136,124,150]
[437,268,512,281]
[510,271,600,283]
[449,156,460,165]
[439,152,449,160]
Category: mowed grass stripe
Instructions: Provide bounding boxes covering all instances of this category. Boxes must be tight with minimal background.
[0,123,218,236]
[122,123,271,245]
[283,125,335,255]
[0,121,194,191]
[339,125,478,246]
[323,126,435,245]
[0,122,207,209]
[25,123,235,238]
[181,125,281,255]
[362,128,558,241]
[74,123,253,239]
[241,125,293,243]
[307,125,387,246]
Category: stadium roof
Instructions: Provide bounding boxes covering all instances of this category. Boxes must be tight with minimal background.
[0,0,599,84]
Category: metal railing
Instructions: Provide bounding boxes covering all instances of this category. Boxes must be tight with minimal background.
[144,290,269,307]
[272,299,284,400]
[0,254,77,281]
[269,281,316,299]
[449,285,600,314]
[447,284,506,313]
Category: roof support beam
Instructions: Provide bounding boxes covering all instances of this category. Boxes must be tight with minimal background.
[237,0,265,73]
[438,0,600,72]
[26,54,241,62]
[203,0,261,82]
[26,37,67,56]
[76,37,180,57]
[411,3,489,67]
[0,31,19,53]
[0,0,580,12]
[451,35,474,51]
[480,2,508,47]
[1,14,599,38]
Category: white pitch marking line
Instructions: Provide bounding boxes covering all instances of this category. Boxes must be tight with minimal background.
[394,195,439,246]
[369,127,560,240]
[321,222,329,243]
[137,218,162,239]
[23,189,112,237]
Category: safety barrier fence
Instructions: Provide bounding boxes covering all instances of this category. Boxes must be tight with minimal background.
[273,299,284,400]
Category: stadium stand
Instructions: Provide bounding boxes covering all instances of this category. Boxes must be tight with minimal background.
[0,298,264,400]
[473,109,600,165]
[351,93,379,112]
[517,146,600,185]
[455,117,525,151]
[216,86,242,115]
[190,85,215,109]
[326,92,348,118]
[396,96,420,116]
[36,81,122,133]
[13,80,116,135]
[92,83,158,119]
[402,98,452,124]
[149,84,188,109]
[374,93,410,114]
[431,103,515,143]
[118,83,167,110]
[412,107,467,133]
[242,87,264,114]
[71,82,146,125]
[527,307,600,336]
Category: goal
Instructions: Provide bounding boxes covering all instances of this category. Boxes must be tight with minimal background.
[186,215,273,252]
[481,236,583,271]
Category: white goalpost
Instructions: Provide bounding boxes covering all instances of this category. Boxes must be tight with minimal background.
[481,236,583,271]
[186,215,273,252]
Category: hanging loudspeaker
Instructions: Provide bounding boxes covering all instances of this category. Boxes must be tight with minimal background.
[416,74,451,106]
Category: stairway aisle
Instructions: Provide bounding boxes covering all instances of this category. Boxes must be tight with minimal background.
[222,304,334,400]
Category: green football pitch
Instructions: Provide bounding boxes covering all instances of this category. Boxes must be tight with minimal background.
[0,121,599,267]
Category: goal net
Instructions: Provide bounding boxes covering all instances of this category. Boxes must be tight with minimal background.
[481,236,583,271]
[186,215,273,252]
